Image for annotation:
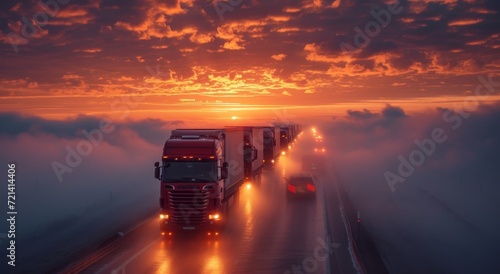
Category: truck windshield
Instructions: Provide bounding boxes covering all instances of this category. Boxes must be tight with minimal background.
[162,161,217,182]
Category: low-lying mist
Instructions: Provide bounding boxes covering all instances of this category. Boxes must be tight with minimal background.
[1,106,499,273]
[0,113,178,271]
[320,104,500,273]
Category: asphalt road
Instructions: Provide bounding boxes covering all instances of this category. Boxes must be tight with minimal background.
[56,134,387,274]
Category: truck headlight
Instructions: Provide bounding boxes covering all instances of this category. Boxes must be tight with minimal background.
[209,214,220,220]
[160,214,169,220]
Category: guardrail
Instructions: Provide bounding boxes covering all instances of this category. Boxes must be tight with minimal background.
[334,171,367,274]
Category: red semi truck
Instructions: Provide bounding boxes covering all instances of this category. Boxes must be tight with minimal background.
[154,128,245,235]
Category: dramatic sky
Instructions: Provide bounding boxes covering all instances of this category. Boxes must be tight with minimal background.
[1,2,500,271]
[1,0,500,122]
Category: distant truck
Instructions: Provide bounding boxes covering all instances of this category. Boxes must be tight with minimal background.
[228,126,265,184]
[263,126,281,166]
[154,128,245,235]
[243,127,264,184]
[280,124,300,155]
[280,127,289,154]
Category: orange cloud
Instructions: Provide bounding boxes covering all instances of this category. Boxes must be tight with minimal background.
[189,32,214,44]
[271,54,287,61]
[448,18,483,26]
[74,48,102,53]
[223,38,245,50]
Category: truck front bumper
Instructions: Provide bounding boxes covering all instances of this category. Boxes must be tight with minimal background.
[160,219,224,234]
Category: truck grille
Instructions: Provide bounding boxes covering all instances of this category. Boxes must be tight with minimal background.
[168,190,209,225]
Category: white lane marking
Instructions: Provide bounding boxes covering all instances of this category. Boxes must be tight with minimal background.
[110,236,161,274]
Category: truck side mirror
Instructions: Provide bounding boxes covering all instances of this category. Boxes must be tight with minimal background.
[154,162,160,180]
[253,147,258,161]
[221,162,229,180]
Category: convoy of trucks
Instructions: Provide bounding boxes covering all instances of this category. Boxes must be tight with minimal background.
[154,125,300,235]
[279,124,301,155]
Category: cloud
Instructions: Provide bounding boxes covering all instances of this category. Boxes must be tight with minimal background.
[271,54,287,61]
[189,32,214,44]
[0,112,177,146]
[448,18,483,26]
[282,91,292,96]
[74,48,102,53]
[346,108,377,120]
[381,104,406,118]
[321,103,500,273]
[0,113,171,272]
[0,112,102,139]
[222,38,245,50]
[1,0,500,119]
[127,118,180,145]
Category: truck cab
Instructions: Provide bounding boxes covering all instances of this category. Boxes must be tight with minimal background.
[154,130,237,235]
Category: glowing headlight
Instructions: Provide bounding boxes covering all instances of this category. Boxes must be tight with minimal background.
[209,214,220,220]
[160,214,169,220]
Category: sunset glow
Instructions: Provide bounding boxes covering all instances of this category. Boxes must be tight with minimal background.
[2,2,500,273]
[1,0,499,123]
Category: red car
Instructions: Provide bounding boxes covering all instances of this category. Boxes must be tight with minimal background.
[285,175,316,199]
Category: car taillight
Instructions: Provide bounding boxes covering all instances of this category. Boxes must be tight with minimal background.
[306,184,315,192]
[287,184,296,193]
